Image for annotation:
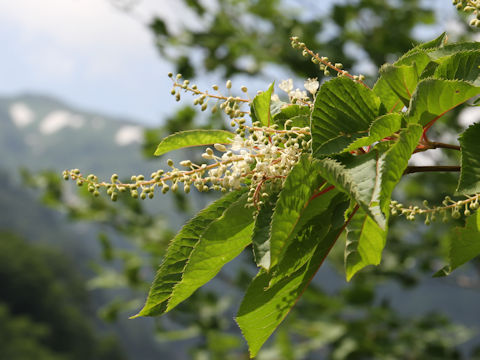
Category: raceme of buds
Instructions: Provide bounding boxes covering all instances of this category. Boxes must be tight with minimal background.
[64,119,311,209]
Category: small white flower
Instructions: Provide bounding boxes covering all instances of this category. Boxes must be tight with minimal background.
[231,135,244,151]
[304,78,319,95]
[289,88,308,100]
[279,79,293,93]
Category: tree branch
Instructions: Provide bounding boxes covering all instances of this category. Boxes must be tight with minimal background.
[403,165,460,175]
[430,142,461,151]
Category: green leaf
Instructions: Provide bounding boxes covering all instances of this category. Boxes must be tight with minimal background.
[236,225,343,358]
[133,189,248,317]
[379,124,423,214]
[400,32,447,58]
[428,42,480,61]
[345,207,386,281]
[406,79,480,126]
[457,122,480,195]
[376,63,419,106]
[434,50,480,85]
[166,193,254,311]
[315,151,386,229]
[252,192,279,269]
[395,49,431,69]
[268,155,327,268]
[416,32,448,50]
[434,211,480,277]
[269,191,345,287]
[272,104,310,128]
[316,125,421,230]
[372,76,405,114]
[314,133,366,156]
[154,130,235,156]
[342,113,403,153]
[311,77,383,156]
[251,82,275,127]
[342,126,420,280]
[374,50,431,111]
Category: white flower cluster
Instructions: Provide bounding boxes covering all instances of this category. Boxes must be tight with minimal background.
[199,126,309,206]
[279,78,319,103]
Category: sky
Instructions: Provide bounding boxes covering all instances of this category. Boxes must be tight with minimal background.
[0,0,468,126]
[0,0,186,125]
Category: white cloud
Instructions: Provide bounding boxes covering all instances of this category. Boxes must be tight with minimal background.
[9,102,35,127]
[115,125,143,146]
[39,110,85,134]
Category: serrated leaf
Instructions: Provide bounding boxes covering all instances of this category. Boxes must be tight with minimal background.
[268,191,344,287]
[268,155,327,268]
[345,207,386,281]
[434,211,480,277]
[401,32,447,58]
[251,82,275,127]
[311,77,383,156]
[316,151,386,229]
[428,42,480,61]
[372,76,405,113]
[343,125,420,280]
[406,79,480,126]
[154,130,235,156]
[374,50,431,111]
[133,189,247,317]
[395,49,432,69]
[379,124,423,213]
[342,113,403,153]
[236,225,343,358]
[457,122,480,195]
[166,193,254,311]
[377,63,419,106]
[434,50,480,85]
[316,125,420,230]
[252,192,279,269]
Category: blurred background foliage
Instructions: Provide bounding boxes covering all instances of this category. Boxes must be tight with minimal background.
[2,0,480,359]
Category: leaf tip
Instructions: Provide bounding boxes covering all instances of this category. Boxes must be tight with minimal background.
[433,266,451,278]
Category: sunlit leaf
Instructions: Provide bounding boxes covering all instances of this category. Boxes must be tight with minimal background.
[269,192,345,287]
[457,122,480,195]
[134,189,248,317]
[406,79,480,126]
[311,77,383,156]
[236,225,344,358]
[342,113,403,153]
[154,130,234,156]
[434,50,480,85]
[252,192,279,269]
[268,155,327,268]
[166,193,254,311]
[345,207,386,281]
[251,82,275,127]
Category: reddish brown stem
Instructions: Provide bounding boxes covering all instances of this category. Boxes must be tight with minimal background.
[310,185,335,201]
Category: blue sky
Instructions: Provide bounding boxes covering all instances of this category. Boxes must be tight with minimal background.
[0,0,462,126]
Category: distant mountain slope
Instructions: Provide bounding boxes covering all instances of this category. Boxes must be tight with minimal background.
[0,93,151,177]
